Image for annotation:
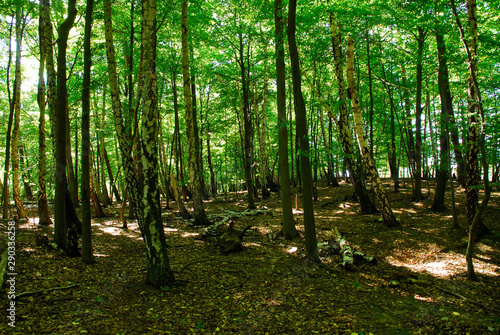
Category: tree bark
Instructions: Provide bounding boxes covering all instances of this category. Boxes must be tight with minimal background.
[1,15,15,219]
[81,0,95,265]
[275,0,298,240]
[432,32,452,212]
[288,0,319,261]
[181,0,210,226]
[37,0,52,226]
[346,38,399,228]
[238,36,256,209]
[54,0,78,254]
[413,27,426,201]
[329,14,378,214]
[104,0,175,287]
[11,7,27,219]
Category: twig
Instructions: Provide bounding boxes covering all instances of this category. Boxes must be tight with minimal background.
[16,284,79,299]
[439,287,500,314]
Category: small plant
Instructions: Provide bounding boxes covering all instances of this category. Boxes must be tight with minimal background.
[195,322,205,329]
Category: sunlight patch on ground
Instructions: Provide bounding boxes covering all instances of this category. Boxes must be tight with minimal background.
[181,232,199,238]
[387,243,500,278]
[414,294,436,302]
[28,217,39,225]
[98,226,124,236]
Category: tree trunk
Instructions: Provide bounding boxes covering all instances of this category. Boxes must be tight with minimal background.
[81,0,95,264]
[237,31,256,209]
[11,7,27,219]
[190,71,209,200]
[346,38,399,228]
[37,0,52,226]
[1,15,15,220]
[206,119,217,197]
[104,0,175,288]
[432,32,452,212]
[66,112,79,207]
[181,0,210,226]
[275,0,298,240]
[464,0,480,228]
[54,0,78,254]
[413,27,426,201]
[329,14,377,214]
[288,0,319,262]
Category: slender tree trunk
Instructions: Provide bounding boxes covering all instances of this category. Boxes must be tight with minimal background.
[66,113,78,207]
[104,0,175,287]
[432,32,452,212]
[413,27,426,201]
[206,118,217,197]
[37,0,52,226]
[346,38,399,228]
[19,146,34,201]
[258,68,271,199]
[181,0,210,226]
[329,14,377,214]
[237,31,256,209]
[288,0,319,261]
[54,0,78,255]
[11,7,27,219]
[365,18,375,154]
[81,0,95,264]
[190,70,209,200]
[103,145,121,202]
[275,0,298,240]
[464,0,479,228]
[451,0,490,278]
[1,16,15,219]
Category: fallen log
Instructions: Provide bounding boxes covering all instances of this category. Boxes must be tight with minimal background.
[334,227,353,269]
[327,228,376,270]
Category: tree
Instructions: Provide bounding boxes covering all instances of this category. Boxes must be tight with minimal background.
[431,31,452,213]
[275,0,298,240]
[53,0,79,256]
[328,13,378,214]
[104,0,175,287]
[412,27,426,202]
[288,0,319,262]
[81,0,95,264]
[10,6,28,219]
[346,37,400,228]
[37,0,52,226]
[181,0,210,226]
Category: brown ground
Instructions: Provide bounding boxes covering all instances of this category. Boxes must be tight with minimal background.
[1,179,499,334]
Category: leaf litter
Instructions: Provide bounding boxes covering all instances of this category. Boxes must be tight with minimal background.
[1,179,499,334]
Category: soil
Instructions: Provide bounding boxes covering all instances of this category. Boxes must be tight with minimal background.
[1,179,499,334]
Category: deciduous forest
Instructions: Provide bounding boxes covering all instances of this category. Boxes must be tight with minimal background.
[1,0,499,333]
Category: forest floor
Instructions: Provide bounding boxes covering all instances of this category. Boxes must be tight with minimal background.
[1,179,500,335]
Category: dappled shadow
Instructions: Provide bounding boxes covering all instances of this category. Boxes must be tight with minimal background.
[2,179,499,334]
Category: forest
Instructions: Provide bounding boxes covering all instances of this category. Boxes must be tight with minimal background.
[0,0,499,333]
